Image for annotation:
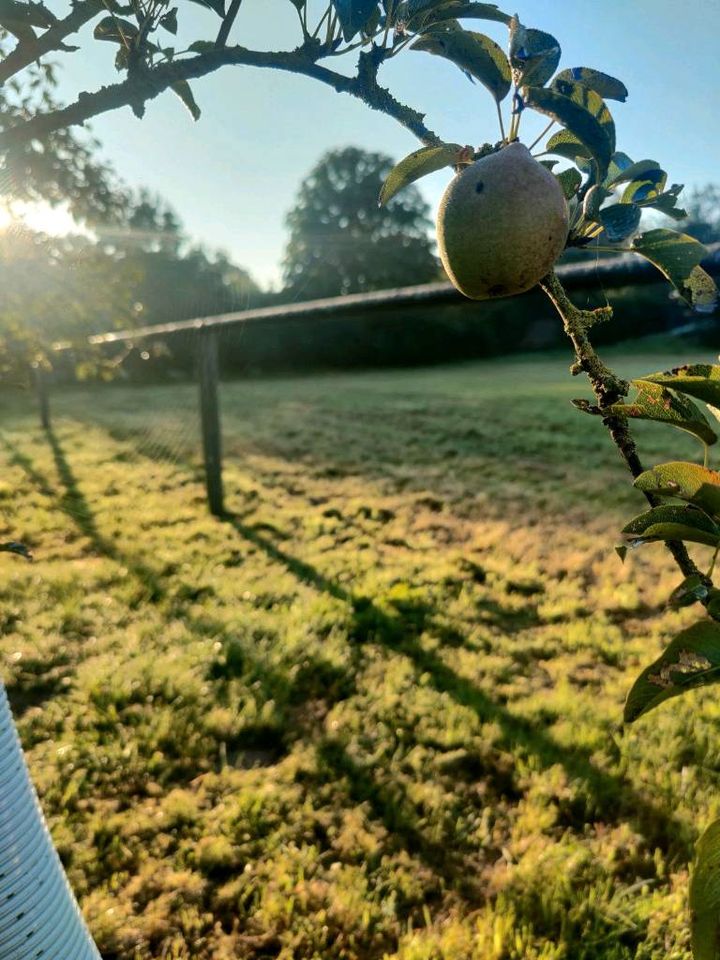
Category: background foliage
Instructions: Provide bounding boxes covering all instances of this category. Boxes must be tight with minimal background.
[282,147,439,300]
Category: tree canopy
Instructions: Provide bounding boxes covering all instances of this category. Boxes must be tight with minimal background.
[0,189,258,382]
[283,146,438,300]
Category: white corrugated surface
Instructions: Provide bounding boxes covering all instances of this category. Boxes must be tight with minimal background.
[0,682,101,959]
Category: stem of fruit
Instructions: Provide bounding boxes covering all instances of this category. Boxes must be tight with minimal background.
[495,100,506,142]
[539,269,710,589]
[527,119,555,153]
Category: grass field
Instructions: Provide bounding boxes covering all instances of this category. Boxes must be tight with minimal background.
[2,346,720,959]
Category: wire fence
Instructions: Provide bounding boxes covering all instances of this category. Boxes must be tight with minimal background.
[36,244,720,516]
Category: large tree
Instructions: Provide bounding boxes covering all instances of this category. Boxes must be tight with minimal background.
[282,146,438,299]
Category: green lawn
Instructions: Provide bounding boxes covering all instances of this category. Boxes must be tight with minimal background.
[1,347,719,959]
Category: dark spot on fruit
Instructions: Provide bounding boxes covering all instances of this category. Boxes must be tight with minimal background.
[548,234,553,241]
[489,284,506,296]
[476,181,485,194]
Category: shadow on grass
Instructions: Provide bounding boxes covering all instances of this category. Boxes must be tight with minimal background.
[1,424,686,919]
[4,651,71,718]
[225,510,685,860]
[1,428,164,602]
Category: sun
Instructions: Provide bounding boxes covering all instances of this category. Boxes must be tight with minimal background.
[0,200,79,237]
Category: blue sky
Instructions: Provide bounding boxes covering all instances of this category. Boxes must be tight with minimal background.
[54,0,719,288]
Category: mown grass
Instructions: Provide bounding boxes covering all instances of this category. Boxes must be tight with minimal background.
[1,345,720,959]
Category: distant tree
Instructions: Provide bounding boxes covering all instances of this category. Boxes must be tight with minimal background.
[282,147,438,300]
[96,189,259,325]
[677,184,720,244]
[0,190,258,383]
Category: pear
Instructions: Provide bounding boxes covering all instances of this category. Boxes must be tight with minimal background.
[437,142,569,300]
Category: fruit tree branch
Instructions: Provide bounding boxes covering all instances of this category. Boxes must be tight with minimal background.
[0,0,100,86]
[0,43,440,151]
[539,268,709,587]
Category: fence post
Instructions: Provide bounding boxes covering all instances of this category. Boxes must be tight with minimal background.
[32,362,50,431]
[197,328,224,517]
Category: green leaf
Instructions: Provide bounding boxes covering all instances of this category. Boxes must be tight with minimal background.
[188,40,215,53]
[598,203,641,243]
[631,182,686,219]
[522,86,613,180]
[159,6,177,32]
[621,169,667,204]
[634,461,720,517]
[691,819,720,960]
[630,229,718,312]
[412,28,511,101]
[332,0,378,40]
[93,15,138,42]
[606,380,717,446]
[406,0,440,16]
[583,183,610,222]
[362,3,382,33]
[644,188,687,221]
[509,18,560,87]
[669,575,711,609]
[0,541,32,560]
[604,151,634,185]
[622,505,720,548]
[419,1,511,26]
[115,46,129,70]
[171,80,201,120]
[379,143,464,205]
[640,365,720,409]
[185,0,225,17]
[624,620,720,722]
[543,80,616,154]
[607,158,664,188]
[545,128,589,164]
[553,67,628,102]
[555,167,582,199]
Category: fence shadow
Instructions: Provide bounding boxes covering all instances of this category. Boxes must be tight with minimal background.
[0,428,164,601]
[1,423,688,904]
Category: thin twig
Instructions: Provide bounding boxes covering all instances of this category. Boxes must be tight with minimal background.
[495,100,506,142]
[527,118,555,153]
[0,0,100,86]
[539,269,709,588]
[216,0,243,48]
[311,5,331,40]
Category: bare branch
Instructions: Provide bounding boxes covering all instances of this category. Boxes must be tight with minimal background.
[0,43,440,150]
[0,0,100,87]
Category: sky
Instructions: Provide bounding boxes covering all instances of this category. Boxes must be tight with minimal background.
[44,0,720,288]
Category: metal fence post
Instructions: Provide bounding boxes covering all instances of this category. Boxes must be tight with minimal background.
[197,328,224,516]
[32,362,50,430]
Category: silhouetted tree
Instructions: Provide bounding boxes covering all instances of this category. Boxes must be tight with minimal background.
[282,147,438,300]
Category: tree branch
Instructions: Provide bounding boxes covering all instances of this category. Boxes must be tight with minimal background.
[215,0,243,48]
[539,269,709,588]
[0,43,440,150]
[0,0,100,87]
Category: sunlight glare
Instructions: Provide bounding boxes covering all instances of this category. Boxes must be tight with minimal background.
[0,200,83,237]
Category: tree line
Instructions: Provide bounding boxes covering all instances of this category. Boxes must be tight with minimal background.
[1,146,719,384]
